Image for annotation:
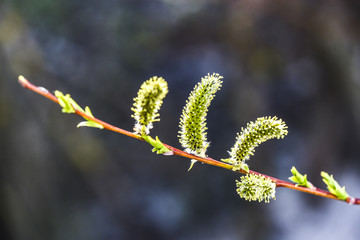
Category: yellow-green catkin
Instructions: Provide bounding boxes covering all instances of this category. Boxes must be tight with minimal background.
[131,77,168,135]
[178,73,223,157]
[236,174,276,203]
[225,116,288,172]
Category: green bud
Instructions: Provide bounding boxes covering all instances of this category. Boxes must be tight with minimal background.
[321,171,349,200]
[55,90,103,129]
[142,135,172,155]
[131,77,168,135]
[289,166,314,189]
[55,90,76,113]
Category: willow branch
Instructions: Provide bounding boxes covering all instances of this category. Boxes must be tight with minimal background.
[18,76,360,205]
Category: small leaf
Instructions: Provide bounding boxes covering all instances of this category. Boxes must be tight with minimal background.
[242,164,249,173]
[187,159,197,171]
[77,121,104,129]
[321,171,349,200]
[221,158,249,172]
[142,135,172,155]
[221,158,230,163]
[289,166,314,189]
[54,90,75,113]
[85,106,95,117]
[288,176,298,183]
[68,98,84,113]
[55,91,103,129]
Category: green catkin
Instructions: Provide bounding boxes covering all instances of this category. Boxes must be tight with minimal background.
[236,174,276,203]
[131,77,168,135]
[224,116,288,172]
[178,73,223,157]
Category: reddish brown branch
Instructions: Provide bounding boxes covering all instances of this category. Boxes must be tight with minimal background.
[18,75,360,205]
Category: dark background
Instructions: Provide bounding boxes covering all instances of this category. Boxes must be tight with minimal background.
[1,0,360,239]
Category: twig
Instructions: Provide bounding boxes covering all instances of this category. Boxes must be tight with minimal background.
[18,75,360,205]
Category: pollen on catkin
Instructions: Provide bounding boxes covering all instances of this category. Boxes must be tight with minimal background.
[178,73,223,157]
[131,77,168,135]
[236,174,276,203]
[225,116,288,172]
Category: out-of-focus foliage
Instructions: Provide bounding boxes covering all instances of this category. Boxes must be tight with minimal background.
[1,1,360,240]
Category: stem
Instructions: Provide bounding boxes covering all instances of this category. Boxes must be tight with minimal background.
[18,76,360,205]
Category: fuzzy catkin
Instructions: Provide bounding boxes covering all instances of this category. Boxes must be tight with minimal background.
[131,77,168,135]
[236,174,276,203]
[226,116,288,171]
[178,73,223,157]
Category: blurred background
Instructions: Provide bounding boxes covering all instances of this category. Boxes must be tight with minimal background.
[1,0,360,239]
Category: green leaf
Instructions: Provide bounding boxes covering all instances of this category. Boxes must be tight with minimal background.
[242,164,249,173]
[54,90,76,113]
[221,158,249,172]
[84,106,95,117]
[321,171,349,200]
[187,159,197,171]
[142,135,172,155]
[54,90,103,129]
[289,166,314,189]
[77,121,104,129]
[76,106,103,129]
